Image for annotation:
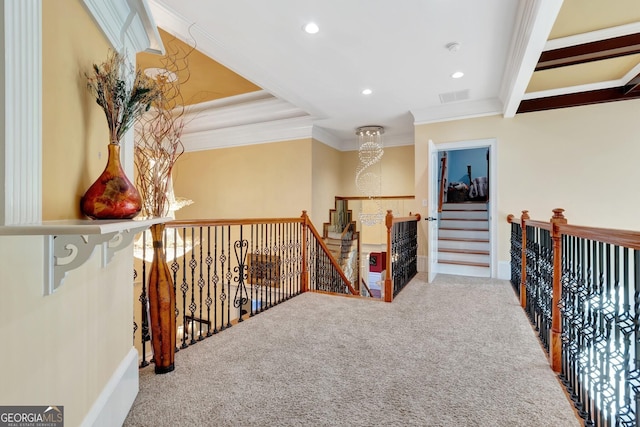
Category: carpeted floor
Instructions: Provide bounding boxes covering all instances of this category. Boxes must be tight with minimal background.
[124,274,580,426]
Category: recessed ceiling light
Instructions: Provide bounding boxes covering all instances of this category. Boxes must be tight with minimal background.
[362,88,373,95]
[303,22,319,34]
[451,71,464,79]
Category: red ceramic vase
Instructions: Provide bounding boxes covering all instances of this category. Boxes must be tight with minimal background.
[80,143,142,219]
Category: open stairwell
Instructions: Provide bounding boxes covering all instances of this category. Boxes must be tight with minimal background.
[324,232,359,286]
[438,202,490,277]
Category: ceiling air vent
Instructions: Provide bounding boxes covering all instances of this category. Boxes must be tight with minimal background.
[439,89,469,104]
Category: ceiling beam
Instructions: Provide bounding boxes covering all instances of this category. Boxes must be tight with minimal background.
[623,72,640,95]
[500,0,564,118]
[517,86,640,113]
[537,33,640,71]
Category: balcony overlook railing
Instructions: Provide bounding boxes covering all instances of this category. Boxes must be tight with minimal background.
[384,210,421,302]
[134,210,418,367]
[508,209,640,426]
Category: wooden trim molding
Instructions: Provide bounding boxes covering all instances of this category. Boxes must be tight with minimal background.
[500,0,564,118]
[536,33,640,72]
[82,0,164,54]
[517,87,640,114]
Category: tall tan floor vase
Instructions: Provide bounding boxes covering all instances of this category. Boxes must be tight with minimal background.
[147,223,176,374]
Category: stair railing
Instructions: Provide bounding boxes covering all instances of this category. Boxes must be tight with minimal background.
[384,210,421,302]
[302,212,358,296]
[134,211,356,367]
[438,153,447,213]
[360,278,374,298]
[507,209,640,426]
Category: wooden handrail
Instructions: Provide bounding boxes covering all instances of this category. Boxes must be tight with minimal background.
[334,195,414,200]
[360,278,373,298]
[303,212,358,296]
[167,217,303,227]
[509,210,640,249]
[339,222,354,240]
[438,154,447,213]
[557,223,640,250]
[523,219,552,231]
[391,213,421,224]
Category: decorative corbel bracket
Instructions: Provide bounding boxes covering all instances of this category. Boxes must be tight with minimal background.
[44,232,117,295]
[0,217,168,296]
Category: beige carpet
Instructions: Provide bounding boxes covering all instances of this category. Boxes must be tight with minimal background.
[124,273,580,426]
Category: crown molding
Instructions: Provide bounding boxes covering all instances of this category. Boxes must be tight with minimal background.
[181,116,315,152]
[382,132,415,149]
[82,0,164,54]
[499,0,564,118]
[411,98,503,125]
[176,90,318,151]
[147,0,324,118]
[182,90,311,134]
[311,127,344,151]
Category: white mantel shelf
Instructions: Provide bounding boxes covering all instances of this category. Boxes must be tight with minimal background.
[0,217,170,295]
[0,217,167,235]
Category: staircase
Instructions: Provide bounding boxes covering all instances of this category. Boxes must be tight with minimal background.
[437,202,490,277]
[324,232,359,285]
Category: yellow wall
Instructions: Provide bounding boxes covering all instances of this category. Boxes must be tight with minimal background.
[0,1,137,425]
[171,141,416,242]
[42,0,112,220]
[311,139,342,227]
[172,139,313,220]
[415,98,640,264]
[0,237,134,427]
[340,145,415,197]
[340,145,416,244]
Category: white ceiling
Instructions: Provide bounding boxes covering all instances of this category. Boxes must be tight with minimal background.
[148,0,562,147]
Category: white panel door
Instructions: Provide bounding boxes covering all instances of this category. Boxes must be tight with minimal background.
[427,139,439,282]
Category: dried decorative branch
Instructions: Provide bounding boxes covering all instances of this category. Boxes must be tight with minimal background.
[86,50,160,144]
[135,35,197,218]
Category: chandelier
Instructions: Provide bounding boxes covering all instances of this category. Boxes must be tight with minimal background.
[355,125,384,225]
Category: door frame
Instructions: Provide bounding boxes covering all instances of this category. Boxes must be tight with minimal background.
[431,138,498,278]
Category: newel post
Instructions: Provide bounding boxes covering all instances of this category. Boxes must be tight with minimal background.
[520,210,530,308]
[300,211,309,293]
[384,210,393,302]
[550,208,567,373]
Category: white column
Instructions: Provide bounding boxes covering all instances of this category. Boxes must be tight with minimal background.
[0,0,42,225]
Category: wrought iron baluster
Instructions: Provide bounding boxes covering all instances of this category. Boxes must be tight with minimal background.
[170,228,180,353]
[205,227,213,337]
[233,225,249,322]
[249,224,256,317]
[219,226,228,331]
[225,225,232,329]
[510,222,522,295]
[196,227,204,340]
[188,227,197,345]
[180,228,189,348]
[212,226,219,334]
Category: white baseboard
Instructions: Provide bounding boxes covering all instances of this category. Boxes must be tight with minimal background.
[81,347,139,427]
[497,260,511,281]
